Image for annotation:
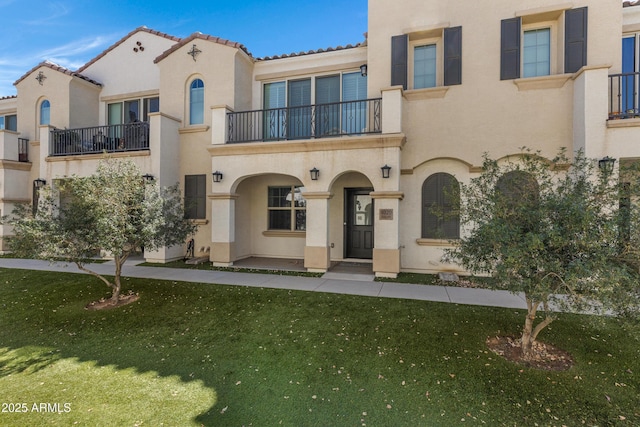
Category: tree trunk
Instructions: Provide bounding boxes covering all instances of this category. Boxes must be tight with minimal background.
[110,252,128,304]
[521,296,555,360]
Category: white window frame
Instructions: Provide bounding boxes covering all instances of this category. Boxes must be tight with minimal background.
[409,37,442,89]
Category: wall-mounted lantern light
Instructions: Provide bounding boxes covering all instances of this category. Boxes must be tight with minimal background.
[142,173,155,182]
[598,156,616,175]
[34,178,47,189]
[310,167,320,181]
[212,170,223,183]
[360,64,368,77]
[381,164,391,179]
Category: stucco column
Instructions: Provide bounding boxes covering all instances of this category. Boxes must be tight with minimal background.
[370,191,404,278]
[572,65,610,158]
[381,86,404,134]
[209,193,237,266]
[302,191,332,272]
[144,112,184,263]
[211,105,232,145]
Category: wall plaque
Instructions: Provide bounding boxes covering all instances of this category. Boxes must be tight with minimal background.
[379,209,394,220]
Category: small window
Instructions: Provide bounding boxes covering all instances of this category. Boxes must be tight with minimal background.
[414,44,437,89]
[40,100,50,125]
[422,173,460,239]
[189,79,204,125]
[523,28,550,77]
[184,175,206,219]
[268,186,306,231]
[5,114,17,131]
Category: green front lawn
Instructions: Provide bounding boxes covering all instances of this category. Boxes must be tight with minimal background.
[0,268,637,426]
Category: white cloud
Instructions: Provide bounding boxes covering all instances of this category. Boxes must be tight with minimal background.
[21,1,70,26]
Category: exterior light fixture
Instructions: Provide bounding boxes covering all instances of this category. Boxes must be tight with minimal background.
[142,173,155,182]
[33,178,47,189]
[310,167,320,181]
[360,64,368,77]
[381,164,391,179]
[598,156,616,174]
[212,170,223,183]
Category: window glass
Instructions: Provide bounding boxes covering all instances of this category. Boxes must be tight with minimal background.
[422,173,460,239]
[268,186,306,231]
[0,116,4,130]
[523,28,550,77]
[40,100,50,125]
[5,115,17,131]
[342,72,368,134]
[184,175,206,219]
[414,44,437,89]
[189,79,204,125]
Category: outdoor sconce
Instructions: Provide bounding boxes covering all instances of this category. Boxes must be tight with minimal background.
[598,156,616,174]
[212,170,223,183]
[34,178,47,189]
[142,173,155,182]
[360,64,368,77]
[381,164,391,179]
[310,167,320,181]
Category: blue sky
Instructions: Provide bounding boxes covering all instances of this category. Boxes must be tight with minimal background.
[0,0,368,96]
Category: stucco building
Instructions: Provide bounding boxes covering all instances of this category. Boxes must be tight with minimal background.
[0,0,637,277]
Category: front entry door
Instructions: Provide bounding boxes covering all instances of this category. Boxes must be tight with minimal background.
[345,188,374,259]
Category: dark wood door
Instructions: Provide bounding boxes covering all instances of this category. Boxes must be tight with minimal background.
[345,189,374,259]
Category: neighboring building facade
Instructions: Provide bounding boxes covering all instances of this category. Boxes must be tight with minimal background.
[0,0,635,276]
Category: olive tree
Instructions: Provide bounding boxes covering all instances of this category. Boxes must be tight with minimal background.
[7,158,197,306]
[444,148,639,359]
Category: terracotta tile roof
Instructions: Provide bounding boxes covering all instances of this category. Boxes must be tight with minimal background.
[256,34,367,61]
[13,60,102,87]
[0,95,17,101]
[154,32,251,63]
[256,41,366,61]
[78,26,181,73]
[624,0,640,7]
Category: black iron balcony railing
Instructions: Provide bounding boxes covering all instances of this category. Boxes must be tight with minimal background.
[227,98,382,143]
[609,72,640,119]
[50,122,149,156]
[18,138,29,162]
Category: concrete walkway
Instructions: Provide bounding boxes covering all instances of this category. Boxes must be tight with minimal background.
[0,258,528,310]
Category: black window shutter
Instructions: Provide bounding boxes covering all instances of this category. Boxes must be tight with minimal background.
[444,26,462,86]
[565,7,588,73]
[185,175,206,219]
[500,18,521,80]
[195,175,206,219]
[391,34,408,89]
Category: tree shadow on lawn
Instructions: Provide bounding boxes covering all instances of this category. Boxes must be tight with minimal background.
[0,268,638,426]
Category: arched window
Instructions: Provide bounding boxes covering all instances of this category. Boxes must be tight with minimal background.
[189,79,204,125]
[422,173,460,239]
[40,100,50,125]
[495,170,540,232]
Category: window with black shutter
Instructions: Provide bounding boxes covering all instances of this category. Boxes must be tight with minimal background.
[565,7,588,73]
[391,34,408,89]
[444,26,462,86]
[185,174,206,219]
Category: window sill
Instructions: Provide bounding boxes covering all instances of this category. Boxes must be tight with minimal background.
[404,86,450,100]
[262,230,306,238]
[513,73,572,91]
[179,125,210,134]
[607,117,640,128]
[416,238,457,247]
[188,219,209,225]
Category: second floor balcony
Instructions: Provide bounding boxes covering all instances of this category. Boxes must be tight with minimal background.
[49,122,149,156]
[609,72,640,120]
[227,98,382,143]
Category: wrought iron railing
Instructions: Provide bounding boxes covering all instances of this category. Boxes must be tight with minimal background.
[609,72,640,119]
[18,138,29,162]
[49,122,150,156]
[227,98,382,143]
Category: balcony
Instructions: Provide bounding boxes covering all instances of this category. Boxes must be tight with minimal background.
[227,98,382,143]
[18,138,28,162]
[609,72,640,119]
[49,122,149,156]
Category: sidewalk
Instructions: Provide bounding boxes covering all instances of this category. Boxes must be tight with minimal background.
[0,258,528,310]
